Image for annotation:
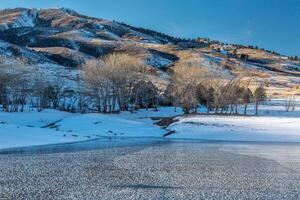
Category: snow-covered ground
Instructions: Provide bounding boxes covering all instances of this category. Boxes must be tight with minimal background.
[168,100,300,142]
[168,115,300,142]
[0,100,300,149]
[0,107,181,149]
[0,109,80,149]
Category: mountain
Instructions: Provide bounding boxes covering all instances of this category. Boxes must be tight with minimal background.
[0,7,185,68]
[0,8,299,96]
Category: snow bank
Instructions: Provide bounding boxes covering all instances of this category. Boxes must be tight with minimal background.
[0,109,74,127]
[0,123,81,149]
[56,113,165,138]
[0,107,179,149]
[168,115,300,142]
[0,109,82,149]
[55,107,181,138]
[1,102,300,149]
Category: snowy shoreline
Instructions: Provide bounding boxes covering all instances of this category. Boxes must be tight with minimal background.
[0,100,300,149]
[168,115,300,142]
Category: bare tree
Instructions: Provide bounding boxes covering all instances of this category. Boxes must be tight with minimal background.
[132,80,158,111]
[196,83,215,113]
[253,86,267,115]
[31,73,48,111]
[81,53,148,113]
[0,64,31,112]
[241,87,253,115]
[284,96,297,112]
[170,61,206,114]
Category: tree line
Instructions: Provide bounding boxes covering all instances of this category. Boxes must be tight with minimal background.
[0,53,269,115]
[166,61,267,115]
[79,54,159,113]
[0,65,78,113]
[0,54,160,113]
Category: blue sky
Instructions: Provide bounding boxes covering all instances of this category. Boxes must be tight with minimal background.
[0,0,299,56]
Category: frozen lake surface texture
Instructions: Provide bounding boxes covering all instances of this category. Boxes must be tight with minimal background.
[0,138,300,200]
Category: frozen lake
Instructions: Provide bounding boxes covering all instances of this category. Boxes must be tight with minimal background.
[1,138,300,199]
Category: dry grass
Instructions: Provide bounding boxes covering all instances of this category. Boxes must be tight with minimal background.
[235,48,279,61]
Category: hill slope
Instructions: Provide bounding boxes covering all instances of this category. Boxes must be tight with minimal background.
[0,7,299,96]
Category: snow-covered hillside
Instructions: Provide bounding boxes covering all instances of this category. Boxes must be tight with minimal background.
[0,7,182,70]
[0,7,299,97]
